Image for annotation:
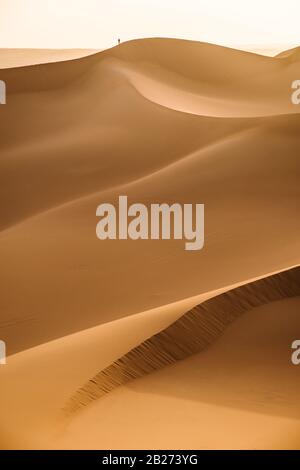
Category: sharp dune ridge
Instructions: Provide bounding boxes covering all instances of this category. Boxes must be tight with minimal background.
[0,123,262,234]
[1,110,299,233]
[66,266,300,413]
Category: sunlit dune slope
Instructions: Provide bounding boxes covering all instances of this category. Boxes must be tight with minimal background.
[67,267,300,411]
[0,49,98,69]
[0,267,298,449]
[58,295,300,450]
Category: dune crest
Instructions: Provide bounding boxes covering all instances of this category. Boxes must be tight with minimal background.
[66,267,300,412]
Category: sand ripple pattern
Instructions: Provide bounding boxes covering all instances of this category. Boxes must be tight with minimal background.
[66,266,300,413]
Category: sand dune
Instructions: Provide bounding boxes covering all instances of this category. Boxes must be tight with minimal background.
[276,46,300,60]
[58,295,300,450]
[0,267,298,449]
[1,109,299,353]
[67,267,300,411]
[0,38,300,449]
[0,49,99,69]
[1,40,299,355]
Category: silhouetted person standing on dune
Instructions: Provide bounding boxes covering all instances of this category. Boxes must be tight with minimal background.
[118,39,121,45]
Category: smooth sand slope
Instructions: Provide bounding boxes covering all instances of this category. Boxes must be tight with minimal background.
[0,39,299,449]
[0,268,299,449]
[59,296,300,450]
[0,49,98,69]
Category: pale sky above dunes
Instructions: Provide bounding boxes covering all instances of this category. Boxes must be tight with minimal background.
[0,0,299,54]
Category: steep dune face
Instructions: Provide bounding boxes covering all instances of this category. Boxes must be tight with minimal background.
[58,296,300,450]
[0,75,249,231]
[107,39,300,116]
[67,267,300,411]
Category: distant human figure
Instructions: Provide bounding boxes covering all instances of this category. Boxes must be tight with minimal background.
[0,340,6,365]
[0,80,6,105]
[118,38,121,45]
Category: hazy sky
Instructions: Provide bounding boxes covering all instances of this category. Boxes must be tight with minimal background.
[0,0,299,52]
